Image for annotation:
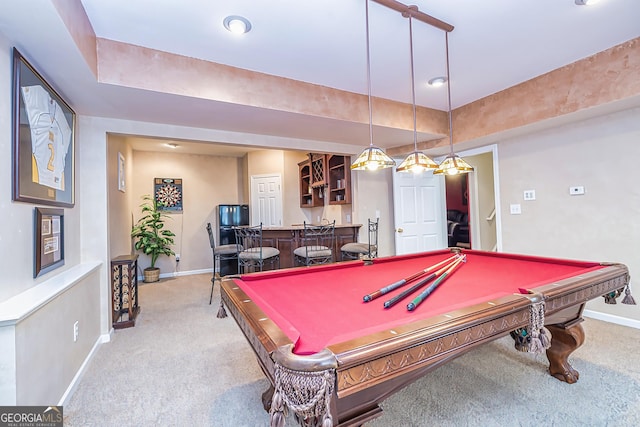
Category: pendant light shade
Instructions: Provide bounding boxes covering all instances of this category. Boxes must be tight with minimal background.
[434,31,473,176]
[434,153,474,175]
[396,9,437,174]
[352,0,395,171]
[351,146,397,170]
[396,151,438,173]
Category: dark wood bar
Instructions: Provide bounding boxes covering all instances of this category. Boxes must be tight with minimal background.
[262,224,361,269]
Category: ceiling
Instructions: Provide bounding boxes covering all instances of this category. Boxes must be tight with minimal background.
[2,0,639,156]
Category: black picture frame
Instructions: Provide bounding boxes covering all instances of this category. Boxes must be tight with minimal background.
[12,48,75,207]
[34,207,65,278]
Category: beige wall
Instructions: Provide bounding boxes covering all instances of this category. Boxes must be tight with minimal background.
[130,150,244,274]
[351,168,395,257]
[15,268,101,404]
[246,150,357,228]
[121,148,376,275]
[283,151,310,225]
[0,35,102,406]
[466,151,497,251]
[498,107,639,321]
[107,135,134,258]
[0,31,81,302]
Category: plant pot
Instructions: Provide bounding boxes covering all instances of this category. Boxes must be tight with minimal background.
[143,267,160,283]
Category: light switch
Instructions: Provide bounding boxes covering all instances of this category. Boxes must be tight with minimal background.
[510,204,521,215]
[523,190,536,201]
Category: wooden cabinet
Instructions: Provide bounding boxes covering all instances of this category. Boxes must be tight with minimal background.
[299,153,351,207]
[327,155,351,205]
[299,158,323,208]
[110,254,139,329]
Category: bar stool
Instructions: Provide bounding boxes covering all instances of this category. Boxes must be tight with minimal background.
[234,224,280,273]
[293,221,336,266]
[341,218,378,260]
[206,222,242,304]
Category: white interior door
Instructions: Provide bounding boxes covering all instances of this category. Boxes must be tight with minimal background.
[392,167,447,255]
[250,174,283,227]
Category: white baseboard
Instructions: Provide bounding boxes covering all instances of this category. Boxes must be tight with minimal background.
[58,332,111,406]
[584,309,640,329]
[162,268,211,278]
[138,268,212,282]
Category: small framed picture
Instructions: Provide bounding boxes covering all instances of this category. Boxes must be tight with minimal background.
[118,152,126,192]
[12,48,75,207]
[34,207,65,277]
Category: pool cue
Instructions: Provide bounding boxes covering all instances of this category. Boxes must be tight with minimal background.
[363,254,459,302]
[383,255,460,309]
[407,255,466,311]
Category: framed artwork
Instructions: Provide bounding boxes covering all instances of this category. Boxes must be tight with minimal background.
[12,48,75,207]
[154,178,183,211]
[118,152,126,192]
[34,207,65,278]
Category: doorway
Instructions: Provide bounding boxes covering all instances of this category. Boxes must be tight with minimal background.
[392,164,447,255]
[391,144,501,255]
[250,174,283,227]
[444,174,471,248]
[453,145,501,252]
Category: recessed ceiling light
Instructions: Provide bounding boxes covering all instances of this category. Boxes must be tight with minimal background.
[428,77,447,87]
[223,15,252,34]
[166,143,178,149]
[575,0,600,5]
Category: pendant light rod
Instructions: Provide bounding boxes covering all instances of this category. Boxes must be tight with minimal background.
[445,31,454,155]
[352,0,396,170]
[366,0,374,148]
[407,10,418,150]
[434,30,474,176]
[372,0,454,32]
[395,6,438,173]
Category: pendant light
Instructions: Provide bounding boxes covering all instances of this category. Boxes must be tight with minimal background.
[396,8,438,173]
[351,0,395,171]
[434,32,474,175]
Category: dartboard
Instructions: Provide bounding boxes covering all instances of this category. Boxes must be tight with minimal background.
[154,178,183,211]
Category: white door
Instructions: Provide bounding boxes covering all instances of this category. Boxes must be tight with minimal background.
[392,166,447,255]
[250,174,283,227]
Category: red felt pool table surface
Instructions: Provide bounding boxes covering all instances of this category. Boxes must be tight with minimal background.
[233,249,603,354]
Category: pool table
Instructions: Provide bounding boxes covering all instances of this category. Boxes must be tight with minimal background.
[220,248,629,426]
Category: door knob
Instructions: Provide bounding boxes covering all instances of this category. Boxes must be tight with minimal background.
[397,228,404,233]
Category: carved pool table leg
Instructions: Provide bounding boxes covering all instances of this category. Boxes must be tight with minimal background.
[545,323,585,384]
[262,384,275,412]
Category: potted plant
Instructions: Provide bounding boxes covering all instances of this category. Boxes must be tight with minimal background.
[131,195,176,282]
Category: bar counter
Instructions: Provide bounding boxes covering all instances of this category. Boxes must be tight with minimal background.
[262,224,361,268]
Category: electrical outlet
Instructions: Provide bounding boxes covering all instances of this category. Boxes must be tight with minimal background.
[175,253,180,262]
[569,186,585,195]
[73,321,79,342]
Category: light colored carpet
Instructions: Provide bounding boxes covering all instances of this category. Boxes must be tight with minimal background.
[64,273,640,426]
